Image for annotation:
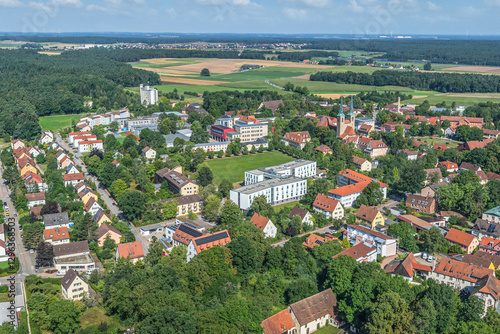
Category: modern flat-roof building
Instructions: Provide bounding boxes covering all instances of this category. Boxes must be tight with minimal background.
[211,115,268,143]
[244,159,316,185]
[230,177,307,210]
[53,241,95,272]
[345,224,397,257]
[140,84,158,105]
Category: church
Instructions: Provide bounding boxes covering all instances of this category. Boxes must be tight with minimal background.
[337,96,357,140]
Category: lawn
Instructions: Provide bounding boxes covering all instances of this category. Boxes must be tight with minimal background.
[39,114,85,131]
[204,151,295,185]
[80,307,122,330]
[412,136,461,148]
[314,325,340,334]
[273,200,301,211]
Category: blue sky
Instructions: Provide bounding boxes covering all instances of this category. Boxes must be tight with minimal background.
[0,0,498,35]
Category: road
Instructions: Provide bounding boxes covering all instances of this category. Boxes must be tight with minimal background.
[0,163,36,278]
[265,80,285,90]
[55,134,124,219]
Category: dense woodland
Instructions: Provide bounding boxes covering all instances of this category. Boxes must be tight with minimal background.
[310,70,500,93]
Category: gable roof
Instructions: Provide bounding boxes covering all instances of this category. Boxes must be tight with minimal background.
[261,309,295,334]
[355,205,381,223]
[472,274,500,301]
[283,131,311,144]
[43,227,70,242]
[460,162,481,172]
[26,192,45,202]
[53,240,89,257]
[61,269,84,290]
[312,193,340,213]
[288,206,309,220]
[261,100,284,112]
[289,289,338,326]
[434,258,493,283]
[192,230,231,254]
[96,223,123,240]
[333,242,376,261]
[63,173,84,182]
[446,228,476,247]
[385,252,432,277]
[250,213,271,230]
[117,241,144,259]
[352,155,368,166]
[463,251,500,269]
[43,212,69,228]
[316,145,332,153]
[302,234,325,249]
[173,223,205,246]
[425,168,442,179]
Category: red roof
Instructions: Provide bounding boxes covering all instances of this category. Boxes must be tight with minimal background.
[481,237,500,248]
[437,161,458,169]
[283,131,311,144]
[312,193,340,213]
[250,213,271,230]
[261,309,295,334]
[316,145,332,153]
[79,140,103,145]
[302,233,325,249]
[434,258,492,283]
[43,227,70,242]
[192,230,231,254]
[69,131,91,136]
[63,173,84,181]
[445,228,476,247]
[117,241,144,259]
[333,242,376,261]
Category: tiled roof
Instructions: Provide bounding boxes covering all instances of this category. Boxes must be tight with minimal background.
[463,251,500,269]
[480,237,500,249]
[438,161,458,169]
[352,155,368,166]
[43,227,69,242]
[283,131,311,144]
[173,224,204,246]
[117,241,144,259]
[261,309,295,334]
[425,168,442,179]
[333,242,376,261]
[434,258,493,283]
[316,145,332,153]
[53,240,89,257]
[289,289,338,326]
[445,228,476,247]
[63,173,84,181]
[250,213,270,230]
[192,230,231,254]
[460,162,481,172]
[472,274,500,301]
[355,205,380,223]
[95,223,123,240]
[433,143,450,152]
[26,192,45,202]
[302,234,325,249]
[288,206,309,220]
[312,193,340,213]
[61,269,82,290]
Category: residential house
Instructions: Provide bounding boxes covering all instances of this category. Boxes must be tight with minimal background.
[65,164,79,175]
[74,182,89,194]
[281,131,311,150]
[445,228,480,254]
[261,308,296,334]
[43,227,70,245]
[303,234,326,250]
[460,162,482,172]
[480,237,500,256]
[79,188,99,206]
[483,206,500,224]
[483,129,500,139]
[23,171,47,192]
[458,139,494,151]
[316,145,332,155]
[18,156,37,176]
[171,223,204,248]
[78,140,104,153]
[425,168,443,184]
[354,137,388,158]
[61,269,89,301]
[420,182,448,198]
[406,194,436,214]
[472,219,500,240]
[161,194,203,217]
[28,146,43,158]
[345,224,397,257]
[259,100,284,112]
[96,223,123,247]
[355,205,384,229]
[333,242,377,263]
[83,198,102,216]
[59,156,74,170]
[288,289,340,334]
[142,146,156,160]
[358,124,374,136]
[43,212,71,230]
[398,149,418,160]
[352,155,371,172]
[73,135,97,149]
[437,161,458,172]
[487,172,500,182]
[53,241,95,272]
[155,167,199,196]
[329,169,388,208]
[40,131,54,145]
[312,194,344,220]
[116,241,145,263]
[428,258,493,291]
[471,274,500,315]
[186,230,231,262]
[93,209,112,226]
[11,139,25,150]
[250,213,277,238]
[384,252,432,282]
[26,192,45,209]
[288,206,314,226]
[433,143,450,152]
[462,251,500,271]
[398,215,434,232]
[63,173,84,187]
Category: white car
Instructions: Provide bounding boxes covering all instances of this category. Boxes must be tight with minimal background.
[86,268,99,275]
[422,253,427,260]
[56,270,67,276]
[29,249,34,254]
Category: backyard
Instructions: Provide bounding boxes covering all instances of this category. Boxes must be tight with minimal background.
[39,114,86,131]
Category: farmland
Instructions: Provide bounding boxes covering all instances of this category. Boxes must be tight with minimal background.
[39,114,86,131]
[204,151,295,185]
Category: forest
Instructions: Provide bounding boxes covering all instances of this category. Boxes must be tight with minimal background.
[310,70,500,93]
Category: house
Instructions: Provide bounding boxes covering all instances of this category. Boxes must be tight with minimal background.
[483,129,500,139]
[43,212,70,229]
[424,168,443,184]
[65,164,79,175]
[397,215,433,232]
[472,219,500,240]
[250,213,277,238]
[259,100,284,112]
[428,258,493,291]
[288,206,314,226]
[59,156,74,170]
[161,194,203,217]
[28,146,44,158]
[11,139,25,151]
[111,160,121,167]
[23,171,47,192]
[437,161,458,172]
[261,308,296,334]
[329,169,388,208]
[405,194,436,214]
[345,224,397,257]
[480,237,500,256]
[69,131,92,144]
[471,274,500,315]
[352,155,371,172]
[483,206,500,224]
[316,145,332,155]
[93,209,112,226]
[43,227,70,245]
[303,234,326,250]
[460,162,482,172]
[154,167,199,196]
[358,124,374,136]
[281,131,311,150]
[333,242,377,263]
[40,131,54,144]
[312,193,344,220]
[63,173,84,187]
[61,269,89,301]
[445,228,479,254]
[458,139,494,151]
[53,241,95,272]
[355,205,384,229]
[354,137,388,158]
[84,198,102,216]
[186,230,231,262]
[116,241,145,263]
[433,143,450,152]
[420,182,448,198]
[288,289,340,334]
[18,156,37,176]
[73,135,97,149]
[26,192,46,209]
[462,251,500,271]
[78,140,104,153]
[142,146,156,160]
[79,188,99,206]
[96,223,123,247]
[384,252,432,282]
[74,182,89,194]
[397,149,418,160]
[487,172,500,182]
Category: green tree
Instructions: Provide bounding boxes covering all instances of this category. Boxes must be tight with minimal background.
[413,297,438,334]
[397,163,426,194]
[218,179,233,198]
[197,166,213,187]
[250,195,272,215]
[227,235,261,277]
[219,200,242,226]
[163,199,179,220]
[111,179,128,196]
[341,238,351,249]
[47,300,81,334]
[362,182,384,206]
[203,194,221,222]
[420,227,449,253]
[200,68,210,76]
[137,306,198,334]
[117,190,147,221]
[22,222,44,249]
[364,291,416,334]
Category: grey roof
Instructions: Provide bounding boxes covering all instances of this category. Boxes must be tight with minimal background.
[162,194,202,206]
[61,269,82,290]
[163,134,190,144]
[43,212,69,228]
[54,240,89,257]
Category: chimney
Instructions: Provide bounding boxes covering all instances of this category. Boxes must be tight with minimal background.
[398,97,401,113]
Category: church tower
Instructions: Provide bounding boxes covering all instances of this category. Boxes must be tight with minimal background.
[348,95,356,125]
[337,96,345,135]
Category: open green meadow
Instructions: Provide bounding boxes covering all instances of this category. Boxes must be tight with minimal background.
[204,151,295,185]
[39,114,85,131]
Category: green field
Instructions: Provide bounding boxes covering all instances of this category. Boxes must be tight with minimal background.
[204,151,295,185]
[413,136,461,148]
[39,114,85,131]
[273,200,301,211]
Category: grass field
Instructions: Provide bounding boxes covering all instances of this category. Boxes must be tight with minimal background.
[204,151,294,185]
[273,200,301,211]
[80,307,122,330]
[314,325,340,334]
[413,136,461,148]
[39,114,85,131]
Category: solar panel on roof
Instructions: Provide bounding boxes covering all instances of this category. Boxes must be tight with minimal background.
[178,224,203,238]
[315,240,323,245]
[488,225,496,233]
[195,231,229,246]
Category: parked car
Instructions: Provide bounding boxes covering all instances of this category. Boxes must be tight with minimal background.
[86,268,99,275]
[56,270,67,276]
[422,253,427,260]
[29,249,34,254]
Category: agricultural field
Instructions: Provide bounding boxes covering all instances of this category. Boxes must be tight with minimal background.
[39,114,86,131]
[204,151,295,185]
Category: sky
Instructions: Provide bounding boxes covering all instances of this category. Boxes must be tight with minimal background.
[0,0,498,35]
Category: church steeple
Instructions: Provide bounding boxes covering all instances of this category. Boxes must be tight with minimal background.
[348,95,355,116]
[338,96,345,117]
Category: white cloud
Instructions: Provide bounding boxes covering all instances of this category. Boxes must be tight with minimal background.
[0,0,23,7]
[165,7,175,15]
[301,0,330,8]
[283,7,306,19]
[349,0,364,13]
[483,0,500,6]
[426,1,439,11]
[195,0,256,6]
[29,0,83,10]
[52,0,83,7]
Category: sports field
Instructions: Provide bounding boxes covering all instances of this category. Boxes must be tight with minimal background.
[204,151,295,185]
[39,114,85,131]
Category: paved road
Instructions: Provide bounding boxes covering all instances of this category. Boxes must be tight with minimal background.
[265,80,285,90]
[55,134,124,219]
[0,163,36,278]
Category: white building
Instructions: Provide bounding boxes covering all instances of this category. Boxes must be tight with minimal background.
[78,140,104,153]
[40,131,54,145]
[345,224,397,257]
[230,177,307,211]
[61,269,89,301]
[250,213,277,238]
[73,135,96,149]
[140,84,159,105]
[329,169,388,208]
[245,160,316,185]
